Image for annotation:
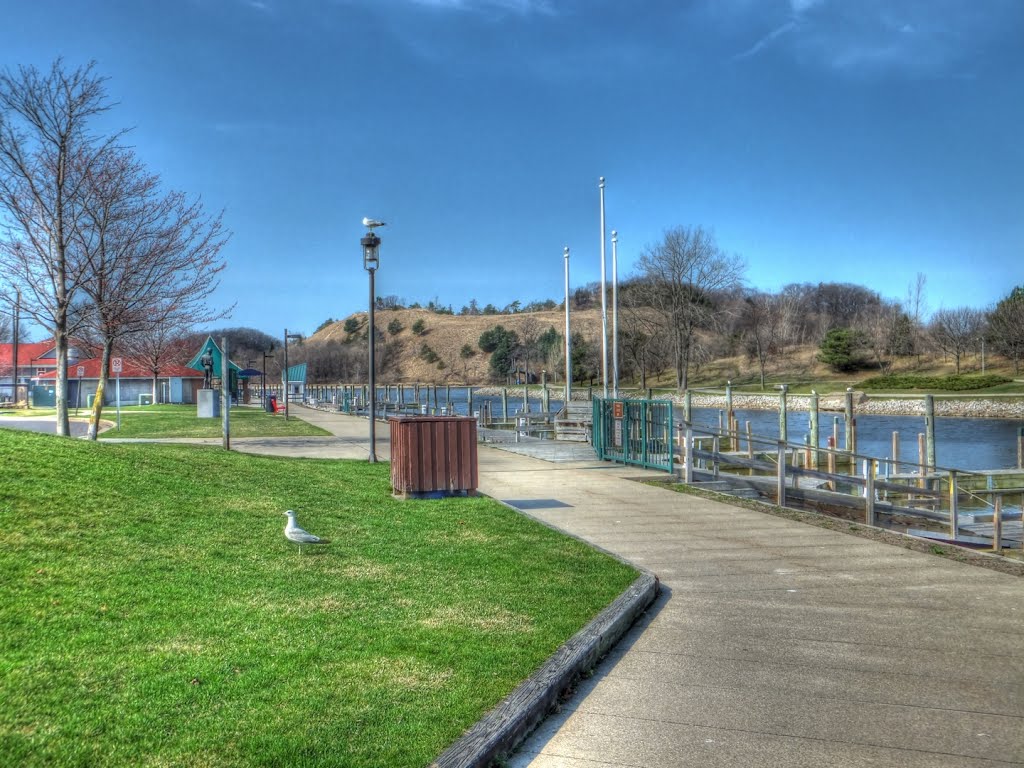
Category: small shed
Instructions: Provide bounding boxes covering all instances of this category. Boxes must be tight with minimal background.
[284,362,307,402]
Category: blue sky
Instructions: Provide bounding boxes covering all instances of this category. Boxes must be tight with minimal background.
[3,0,1021,337]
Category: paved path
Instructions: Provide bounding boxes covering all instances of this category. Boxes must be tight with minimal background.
[0,415,90,437]
[130,406,1024,766]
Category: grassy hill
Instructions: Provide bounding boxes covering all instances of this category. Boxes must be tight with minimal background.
[309,308,1021,392]
[312,307,604,384]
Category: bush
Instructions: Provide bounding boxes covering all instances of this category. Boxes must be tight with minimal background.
[387,319,403,336]
[818,328,866,372]
[860,374,1011,391]
[343,318,360,335]
[412,319,426,335]
[419,343,439,364]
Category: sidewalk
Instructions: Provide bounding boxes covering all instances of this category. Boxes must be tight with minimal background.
[249,407,1024,766]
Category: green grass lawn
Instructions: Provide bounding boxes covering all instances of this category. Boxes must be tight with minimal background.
[96,404,330,439]
[0,430,636,766]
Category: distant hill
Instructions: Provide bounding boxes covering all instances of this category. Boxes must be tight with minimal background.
[311,308,604,384]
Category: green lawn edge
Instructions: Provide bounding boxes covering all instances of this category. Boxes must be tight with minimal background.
[0,430,636,767]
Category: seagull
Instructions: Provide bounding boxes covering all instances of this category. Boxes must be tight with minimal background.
[362,217,387,230]
[282,510,330,554]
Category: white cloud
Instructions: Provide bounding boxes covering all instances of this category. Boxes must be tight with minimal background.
[734,20,796,61]
[726,0,1021,77]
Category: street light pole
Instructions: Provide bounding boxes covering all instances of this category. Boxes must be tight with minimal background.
[283,329,290,421]
[362,221,384,464]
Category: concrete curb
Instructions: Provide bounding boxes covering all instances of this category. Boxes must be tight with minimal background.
[431,571,659,768]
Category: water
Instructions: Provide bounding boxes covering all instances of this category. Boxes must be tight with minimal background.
[688,407,1022,471]
[363,385,1020,471]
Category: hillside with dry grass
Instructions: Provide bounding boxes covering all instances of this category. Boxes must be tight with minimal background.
[311,308,604,384]
[309,308,1019,390]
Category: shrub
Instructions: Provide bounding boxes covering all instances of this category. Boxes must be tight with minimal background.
[387,319,403,336]
[412,319,426,335]
[343,318,360,335]
[419,343,439,364]
[860,374,1011,391]
[818,328,866,372]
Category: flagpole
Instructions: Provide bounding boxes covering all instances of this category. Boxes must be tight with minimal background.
[612,229,619,398]
[599,176,608,399]
[564,246,571,408]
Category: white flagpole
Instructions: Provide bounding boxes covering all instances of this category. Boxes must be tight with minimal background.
[612,229,619,398]
[599,176,608,399]
[564,246,571,408]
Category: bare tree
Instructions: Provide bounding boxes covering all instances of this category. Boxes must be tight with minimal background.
[75,147,230,438]
[740,292,782,389]
[0,59,119,435]
[930,307,985,374]
[636,226,744,390]
[121,319,194,401]
[988,286,1024,374]
[906,272,928,364]
[859,301,911,373]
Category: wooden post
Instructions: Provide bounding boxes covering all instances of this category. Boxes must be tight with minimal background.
[468,387,474,418]
[917,433,927,489]
[844,387,855,454]
[684,426,694,484]
[1017,427,1023,469]
[891,431,900,475]
[804,434,812,470]
[924,394,936,471]
[522,385,528,414]
[746,420,753,459]
[865,459,875,525]
[778,384,788,445]
[777,441,787,508]
[501,388,508,422]
[993,495,1003,551]
[712,435,720,479]
[725,381,734,448]
[809,390,819,468]
[833,416,840,466]
[948,470,959,538]
[683,389,692,426]
[827,436,836,490]
[542,383,550,413]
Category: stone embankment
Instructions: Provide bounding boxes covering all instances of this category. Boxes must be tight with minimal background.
[677,392,1024,419]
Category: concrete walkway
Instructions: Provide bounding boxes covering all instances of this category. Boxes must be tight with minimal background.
[213,408,1024,765]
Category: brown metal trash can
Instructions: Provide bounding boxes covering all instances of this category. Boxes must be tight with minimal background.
[389,416,478,498]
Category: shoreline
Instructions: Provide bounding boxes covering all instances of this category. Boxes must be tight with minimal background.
[677,392,1024,420]
[471,386,1023,419]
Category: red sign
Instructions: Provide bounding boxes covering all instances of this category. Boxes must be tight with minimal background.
[613,402,624,419]
[76,366,85,377]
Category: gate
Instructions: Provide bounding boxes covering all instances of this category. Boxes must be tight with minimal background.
[592,397,674,472]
